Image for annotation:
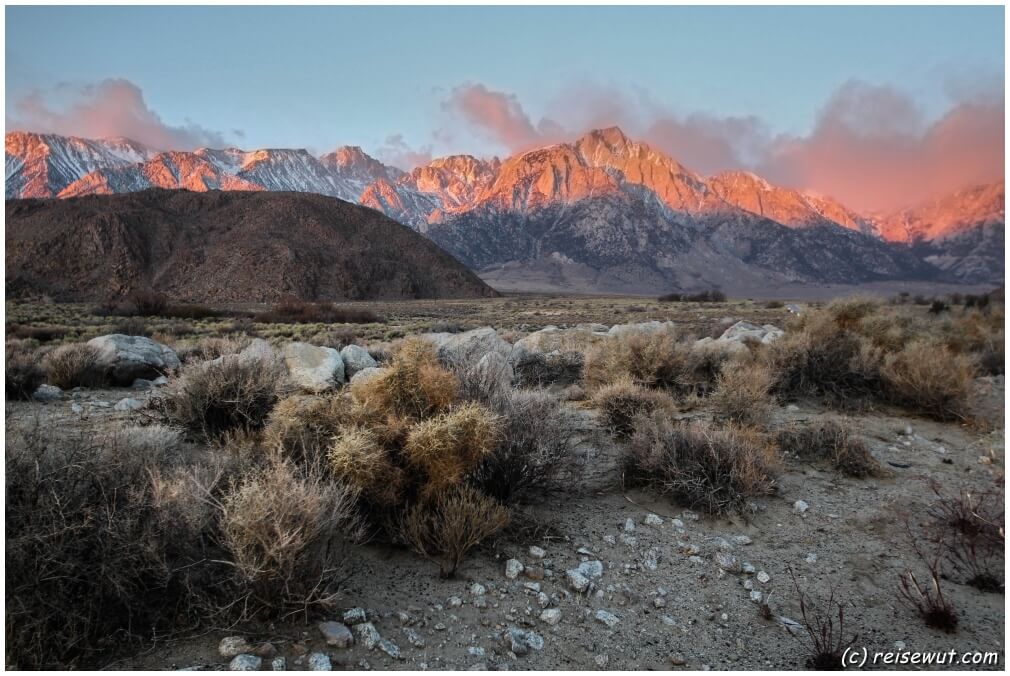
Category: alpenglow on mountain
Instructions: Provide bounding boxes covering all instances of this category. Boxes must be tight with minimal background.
[6,128,1003,292]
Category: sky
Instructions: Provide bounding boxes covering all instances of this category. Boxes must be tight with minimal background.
[5,5,1005,210]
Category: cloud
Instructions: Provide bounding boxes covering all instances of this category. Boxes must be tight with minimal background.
[438,79,1004,210]
[11,78,231,150]
[759,81,1005,210]
[374,133,433,170]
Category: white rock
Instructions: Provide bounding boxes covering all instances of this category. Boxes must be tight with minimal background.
[342,607,368,625]
[757,571,770,584]
[566,569,591,593]
[528,545,546,559]
[271,657,286,671]
[353,622,381,650]
[595,655,609,667]
[71,402,84,414]
[349,366,384,386]
[594,609,620,628]
[378,639,400,659]
[403,628,425,648]
[437,327,511,366]
[229,655,262,671]
[653,597,666,608]
[644,513,663,527]
[469,583,486,596]
[577,560,604,579]
[32,384,63,402]
[793,500,809,514]
[219,636,252,658]
[114,397,145,412]
[340,344,378,378]
[623,518,636,532]
[307,652,331,671]
[88,334,180,385]
[238,338,275,362]
[715,552,742,574]
[283,342,345,392]
[504,559,524,579]
[540,608,562,625]
[805,553,818,564]
[607,320,675,337]
[749,590,764,603]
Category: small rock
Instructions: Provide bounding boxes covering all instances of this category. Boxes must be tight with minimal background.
[566,569,591,593]
[602,534,617,545]
[523,581,541,593]
[448,595,463,607]
[468,647,486,657]
[536,592,551,608]
[378,639,401,659]
[644,513,663,527]
[353,622,381,650]
[318,621,353,648]
[342,607,368,625]
[219,637,252,659]
[733,535,753,546]
[595,655,609,667]
[113,397,144,412]
[71,402,84,414]
[743,579,754,590]
[623,517,636,532]
[793,500,809,514]
[131,378,153,390]
[504,559,524,579]
[619,533,638,547]
[577,560,604,579]
[253,643,277,658]
[540,608,562,625]
[715,552,742,574]
[671,518,685,529]
[805,553,818,564]
[786,404,799,412]
[271,657,286,671]
[307,652,332,671]
[670,653,687,666]
[403,628,425,648]
[595,609,620,628]
[529,545,546,559]
[757,571,770,584]
[523,564,545,581]
[470,582,486,596]
[228,655,261,671]
[33,384,63,402]
[749,590,763,603]
[741,562,756,574]
[653,597,666,609]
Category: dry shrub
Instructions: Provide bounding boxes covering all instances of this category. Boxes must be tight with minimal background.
[175,336,251,364]
[112,316,152,337]
[5,421,225,669]
[328,426,406,507]
[881,341,975,421]
[927,483,1004,593]
[350,337,458,419]
[468,388,581,503]
[824,296,881,329]
[255,297,380,324]
[513,350,584,387]
[942,309,1004,375]
[400,484,509,578]
[6,342,44,400]
[899,524,959,633]
[766,312,883,406]
[263,394,352,466]
[220,460,360,612]
[710,360,774,428]
[403,402,499,496]
[584,329,679,391]
[776,419,883,478]
[593,379,677,438]
[788,569,858,669]
[160,354,287,442]
[43,342,100,389]
[627,414,778,514]
[127,289,169,316]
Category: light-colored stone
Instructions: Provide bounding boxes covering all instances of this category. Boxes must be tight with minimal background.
[349,366,384,386]
[644,513,663,527]
[283,342,345,392]
[343,607,368,625]
[239,338,275,362]
[271,657,286,671]
[794,500,809,514]
[715,552,742,574]
[757,571,770,584]
[228,655,261,671]
[378,639,401,659]
[540,608,562,625]
[307,652,332,671]
[566,569,591,593]
[114,397,145,411]
[623,518,636,532]
[437,327,511,366]
[219,636,252,658]
[504,559,524,579]
[469,582,486,596]
[607,320,675,337]
[353,622,381,650]
[340,344,377,378]
[577,560,604,579]
[88,334,180,385]
[318,621,353,648]
[32,384,63,402]
[528,545,546,559]
[594,609,620,628]
[403,628,425,648]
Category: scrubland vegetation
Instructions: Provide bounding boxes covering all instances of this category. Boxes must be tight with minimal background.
[4,291,1004,668]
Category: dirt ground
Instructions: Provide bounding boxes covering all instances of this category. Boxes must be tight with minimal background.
[5,296,1005,671]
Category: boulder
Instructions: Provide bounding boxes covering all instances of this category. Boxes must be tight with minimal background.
[607,320,675,338]
[475,351,514,386]
[350,366,385,387]
[436,327,512,366]
[718,321,783,344]
[87,334,180,385]
[340,344,378,379]
[239,338,275,361]
[32,384,63,402]
[283,342,345,392]
[113,397,145,412]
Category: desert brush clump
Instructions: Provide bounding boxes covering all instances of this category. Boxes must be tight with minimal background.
[593,379,678,438]
[626,413,778,514]
[350,337,459,419]
[402,402,500,496]
[927,483,1004,593]
[776,419,883,478]
[42,342,100,389]
[898,526,959,633]
[219,460,361,614]
[513,350,584,387]
[160,354,288,442]
[880,340,976,421]
[263,394,353,466]
[710,359,774,428]
[5,341,44,400]
[4,420,228,669]
[400,483,510,578]
[328,425,408,507]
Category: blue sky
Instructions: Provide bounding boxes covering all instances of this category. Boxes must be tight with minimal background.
[4,5,1004,208]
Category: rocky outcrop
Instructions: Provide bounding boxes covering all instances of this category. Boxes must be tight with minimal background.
[339,345,378,379]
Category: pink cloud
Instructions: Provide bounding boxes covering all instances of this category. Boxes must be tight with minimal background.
[374,133,433,170]
[441,82,565,153]
[12,78,230,150]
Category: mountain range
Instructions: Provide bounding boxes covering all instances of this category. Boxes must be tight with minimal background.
[6,128,1003,293]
